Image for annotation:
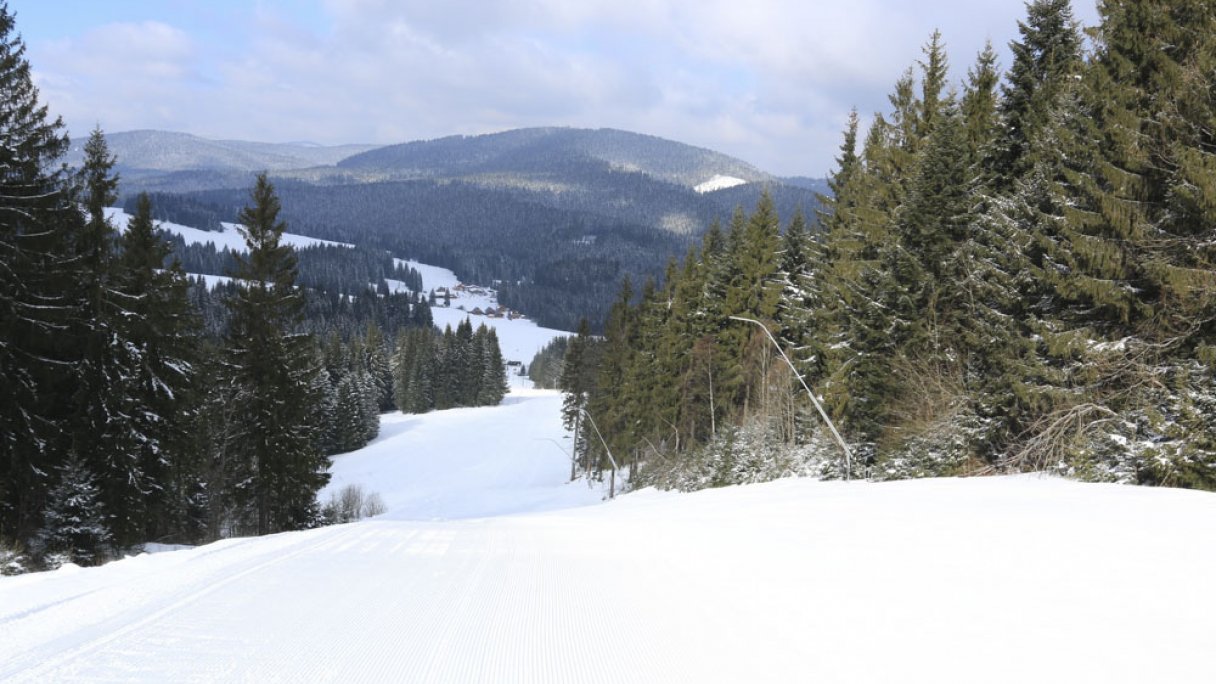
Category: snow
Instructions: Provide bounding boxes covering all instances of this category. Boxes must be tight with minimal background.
[105,205,565,364]
[319,389,601,520]
[396,258,458,292]
[2,385,1214,682]
[103,207,354,253]
[105,207,565,365]
[694,174,748,193]
[186,273,235,289]
[398,258,569,365]
[382,277,411,295]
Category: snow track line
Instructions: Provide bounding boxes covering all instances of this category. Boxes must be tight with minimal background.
[0,525,349,682]
[0,586,109,627]
[0,539,269,631]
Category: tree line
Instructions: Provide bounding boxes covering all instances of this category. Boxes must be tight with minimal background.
[560,0,1216,492]
[392,319,510,414]
[0,4,508,572]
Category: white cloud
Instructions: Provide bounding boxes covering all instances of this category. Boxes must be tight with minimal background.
[26,0,1102,175]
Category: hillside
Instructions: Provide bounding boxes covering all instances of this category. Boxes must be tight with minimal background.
[338,127,771,188]
[104,127,823,330]
[2,390,1213,682]
[64,130,378,174]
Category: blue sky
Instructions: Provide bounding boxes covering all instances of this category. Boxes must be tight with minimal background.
[12,0,1099,176]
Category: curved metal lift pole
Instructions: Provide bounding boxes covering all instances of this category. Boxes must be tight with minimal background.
[728,316,853,481]
[581,409,619,498]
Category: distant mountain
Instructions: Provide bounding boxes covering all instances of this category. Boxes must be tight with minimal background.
[338,127,771,189]
[64,130,378,175]
[96,127,827,330]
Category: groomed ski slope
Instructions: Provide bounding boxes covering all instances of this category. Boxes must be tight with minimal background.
[2,390,1215,683]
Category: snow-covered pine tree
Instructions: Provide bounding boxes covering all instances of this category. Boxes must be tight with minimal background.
[391,328,417,412]
[363,322,394,412]
[621,275,673,454]
[225,173,329,535]
[773,209,829,444]
[587,279,638,474]
[405,330,437,413]
[117,193,200,542]
[38,456,112,567]
[453,318,478,406]
[476,325,509,406]
[948,0,1084,462]
[0,3,75,545]
[356,368,380,443]
[1041,0,1216,486]
[333,371,366,452]
[559,318,595,475]
[311,363,340,455]
[70,129,150,550]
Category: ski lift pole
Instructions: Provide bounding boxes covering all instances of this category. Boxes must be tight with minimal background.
[581,408,619,498]
[728,316,853,481]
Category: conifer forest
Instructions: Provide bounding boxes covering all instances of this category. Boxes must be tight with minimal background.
[0,4,508,569]
[3,0,1216,576]
[558,1,1216,493]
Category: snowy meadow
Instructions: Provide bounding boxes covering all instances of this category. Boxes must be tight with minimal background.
[3,387,1214,682]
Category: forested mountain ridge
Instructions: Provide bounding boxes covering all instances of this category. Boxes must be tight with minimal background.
[560,2,1216,495]
[98,127,823,330]
[337,127,770,188]
[63,130,379,174]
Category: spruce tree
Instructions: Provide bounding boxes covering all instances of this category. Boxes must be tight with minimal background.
[476,326,509,406]
[894,97,973,353]
[364,322,394,412]
[1046,0,1216,485]
[991,0,1083,180]
[71,129,150,549]
[0,2,74,544]
[226,173,328,534]
[961,42,1000,164]
[956,0,1086,460]
[392,328,418,412]
[560,319,594,473]
[117,193,198,541]
[916,30,950,141]
[38,456,112,567]
[661,247,708,449]
[774,209,830,443]
[589,279,636,464]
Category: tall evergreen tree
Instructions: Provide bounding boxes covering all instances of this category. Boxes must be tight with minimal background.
[560,318,595,474]
[1044,0,1216,486]
[961,42,1000,163]
[476,326,509,406]
[0,2,74,544]
[991,0,1084,180]
[363,322,394,412]
[225,173,328,534]
[117,193,198,541]
[71,129,151,549]
[589,278,642,473]
[776,210,828,385]
[917,30,950,142]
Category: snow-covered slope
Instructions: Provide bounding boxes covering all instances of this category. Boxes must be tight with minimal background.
[694,174,748,193]
[104,207,353,252]
[2,386,1214,682]
[105,207,563,366]
[397,258,569,365]
[319,389,600,520]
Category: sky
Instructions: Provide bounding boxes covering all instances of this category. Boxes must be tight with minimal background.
[13,0,1100,177]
